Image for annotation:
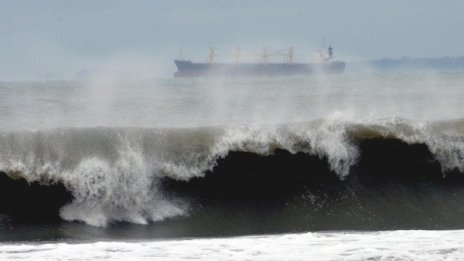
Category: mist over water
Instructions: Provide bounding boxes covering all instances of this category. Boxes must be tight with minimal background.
[1,71,463,130]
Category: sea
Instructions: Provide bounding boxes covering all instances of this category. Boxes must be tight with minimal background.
[1,71,464,260]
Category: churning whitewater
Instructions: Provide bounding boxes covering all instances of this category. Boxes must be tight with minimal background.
[3,230,464,261]
[1,117,464,226]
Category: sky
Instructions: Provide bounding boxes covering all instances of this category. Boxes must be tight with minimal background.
[0,0,463,80]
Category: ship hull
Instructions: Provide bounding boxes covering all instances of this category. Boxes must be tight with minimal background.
[174,60,345,77]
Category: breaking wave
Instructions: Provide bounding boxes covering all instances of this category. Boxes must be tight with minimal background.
[1,117,464,227]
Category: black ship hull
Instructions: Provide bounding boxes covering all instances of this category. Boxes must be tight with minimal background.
[174,60,345,77]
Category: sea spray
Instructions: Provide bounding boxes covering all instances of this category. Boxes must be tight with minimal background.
[1,118,464,226]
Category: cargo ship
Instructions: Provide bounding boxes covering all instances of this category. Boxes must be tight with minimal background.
[174,46,345,77]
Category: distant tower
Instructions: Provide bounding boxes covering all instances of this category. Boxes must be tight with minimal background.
[262,47,269,64]
[328,46,333,60]
[208,47,215,64]
[287,47,294,64]
[235,47,241,63]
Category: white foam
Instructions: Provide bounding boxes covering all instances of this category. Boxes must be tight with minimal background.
[1,230,464,260]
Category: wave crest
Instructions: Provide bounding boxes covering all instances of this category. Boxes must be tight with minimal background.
[1,118,464,226]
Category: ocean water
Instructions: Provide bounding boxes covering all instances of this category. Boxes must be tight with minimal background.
[1,71,464,259]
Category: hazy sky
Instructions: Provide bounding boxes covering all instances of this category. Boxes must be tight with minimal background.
[0,0,463,80]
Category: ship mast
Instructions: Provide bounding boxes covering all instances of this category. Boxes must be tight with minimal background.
[319,37,327,61]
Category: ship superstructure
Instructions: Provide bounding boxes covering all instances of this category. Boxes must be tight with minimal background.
[174,46,345,77]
